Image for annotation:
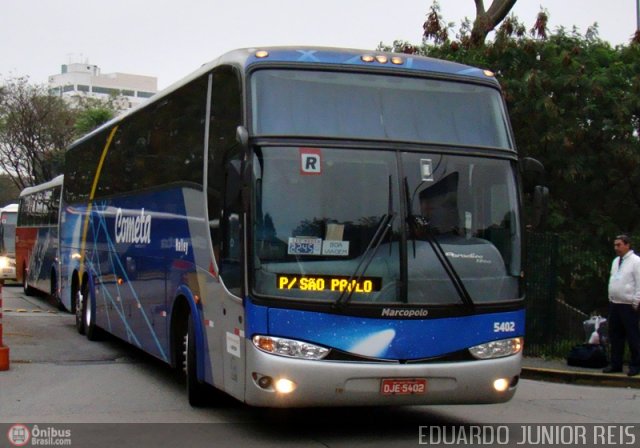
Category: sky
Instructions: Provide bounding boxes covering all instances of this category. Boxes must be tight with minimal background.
[1,0,638,90]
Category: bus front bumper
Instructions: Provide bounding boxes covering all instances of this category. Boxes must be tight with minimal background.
[244,344,521,407]
[0,255,16,280]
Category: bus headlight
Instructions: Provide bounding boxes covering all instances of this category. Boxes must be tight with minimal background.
[252,335,330,360]
[469,337,523,359]
[0,256,8,269]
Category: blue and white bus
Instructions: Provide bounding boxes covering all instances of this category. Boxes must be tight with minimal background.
[62,47,541,407]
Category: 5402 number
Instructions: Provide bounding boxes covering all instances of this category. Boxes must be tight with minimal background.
[493,321,516,332]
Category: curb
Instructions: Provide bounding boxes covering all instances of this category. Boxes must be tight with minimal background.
[521,366,640,389]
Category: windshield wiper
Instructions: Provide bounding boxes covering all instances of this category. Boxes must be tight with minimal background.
[333,176,395,309]
[404,178,474,309]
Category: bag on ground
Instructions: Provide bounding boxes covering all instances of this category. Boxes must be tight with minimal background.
[566,343,608,368]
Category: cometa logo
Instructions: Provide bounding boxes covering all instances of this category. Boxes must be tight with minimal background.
[381,308,429,318]
[115,208,152,244]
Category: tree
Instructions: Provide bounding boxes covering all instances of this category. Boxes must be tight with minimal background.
[73,96,118,136]
[0,174,20,206]
[422,0,518,47]
[0,77,76,189]
[383,11,640,311]
[469,0,518,46]
[0,77,119,190]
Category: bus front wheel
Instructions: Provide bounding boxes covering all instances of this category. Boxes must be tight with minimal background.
[184,313,208,407]
[83,283,101,341]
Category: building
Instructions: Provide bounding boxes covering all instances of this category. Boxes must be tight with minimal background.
[48,62,158,111]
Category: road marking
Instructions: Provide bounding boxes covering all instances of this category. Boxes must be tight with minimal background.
[2,309,60,314]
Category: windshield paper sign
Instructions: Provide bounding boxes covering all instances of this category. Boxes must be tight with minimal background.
[288,237,350,256]
[288,237,322,255]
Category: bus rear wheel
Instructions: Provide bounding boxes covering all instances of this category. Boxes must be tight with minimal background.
[22,268,34,296]
[184,313,208,407]
[75,280,86,335]
[50,270,65,311]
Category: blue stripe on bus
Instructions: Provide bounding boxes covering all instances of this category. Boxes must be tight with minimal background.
[62,187,199,364]
[245,299,524,360]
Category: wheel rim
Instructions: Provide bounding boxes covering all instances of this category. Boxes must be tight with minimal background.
[84,293,91,328]
[76,290,83,323]
[183,333,189,374]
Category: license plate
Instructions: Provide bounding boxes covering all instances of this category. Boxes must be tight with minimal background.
[381,378,427,395]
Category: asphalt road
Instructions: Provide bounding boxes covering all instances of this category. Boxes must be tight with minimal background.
[1,284,639,447]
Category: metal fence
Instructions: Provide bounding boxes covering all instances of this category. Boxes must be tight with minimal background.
[523,232,610,358]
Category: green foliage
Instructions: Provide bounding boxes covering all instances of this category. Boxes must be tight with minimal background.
[74,107,115,136]
[385,15,640,248]
[72,95,120,137]
[382,9,640,312]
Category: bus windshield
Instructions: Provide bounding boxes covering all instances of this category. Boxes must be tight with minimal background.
[0,211,17,255]
[251,147,521,305]
[251,69,512,149]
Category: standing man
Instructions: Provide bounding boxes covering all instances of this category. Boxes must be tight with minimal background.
[604,234,640,376]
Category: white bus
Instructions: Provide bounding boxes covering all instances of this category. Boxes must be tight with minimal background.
[0,203,19,281]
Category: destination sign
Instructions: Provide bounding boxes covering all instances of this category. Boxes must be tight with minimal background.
[276,274,382,293]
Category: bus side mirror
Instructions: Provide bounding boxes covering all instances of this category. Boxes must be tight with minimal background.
[532,185,549,228]
[520,157,549,229]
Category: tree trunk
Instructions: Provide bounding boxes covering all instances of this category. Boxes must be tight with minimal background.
[471,0,518,46]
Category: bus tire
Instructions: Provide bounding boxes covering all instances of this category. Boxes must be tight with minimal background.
[75,279,86,335]
[51,269,65,311]
[185,313,208,407]
[22,267,34,296]
[84,284,101,341]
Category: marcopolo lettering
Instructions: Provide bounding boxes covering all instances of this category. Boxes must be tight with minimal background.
[115,208,152,244]
[381,308,429,318]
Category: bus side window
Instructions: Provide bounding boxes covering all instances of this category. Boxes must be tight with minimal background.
[207,65,243,296]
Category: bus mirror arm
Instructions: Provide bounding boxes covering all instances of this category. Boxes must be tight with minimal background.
[236,126,252,212]
[236,126,249,154]
[241,160,252,213]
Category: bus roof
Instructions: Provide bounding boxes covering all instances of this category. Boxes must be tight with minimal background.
[238,47,495,80]
[19,175,64,198]
[0,203,19,214]
[175,46,500,96]
[69,46,501,149]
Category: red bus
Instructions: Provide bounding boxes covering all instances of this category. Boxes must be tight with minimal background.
[16,175,64,306]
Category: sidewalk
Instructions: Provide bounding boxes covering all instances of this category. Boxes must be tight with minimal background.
[522,356,640,388]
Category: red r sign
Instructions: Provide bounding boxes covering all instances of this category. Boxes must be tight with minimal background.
[299,148,322,175]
